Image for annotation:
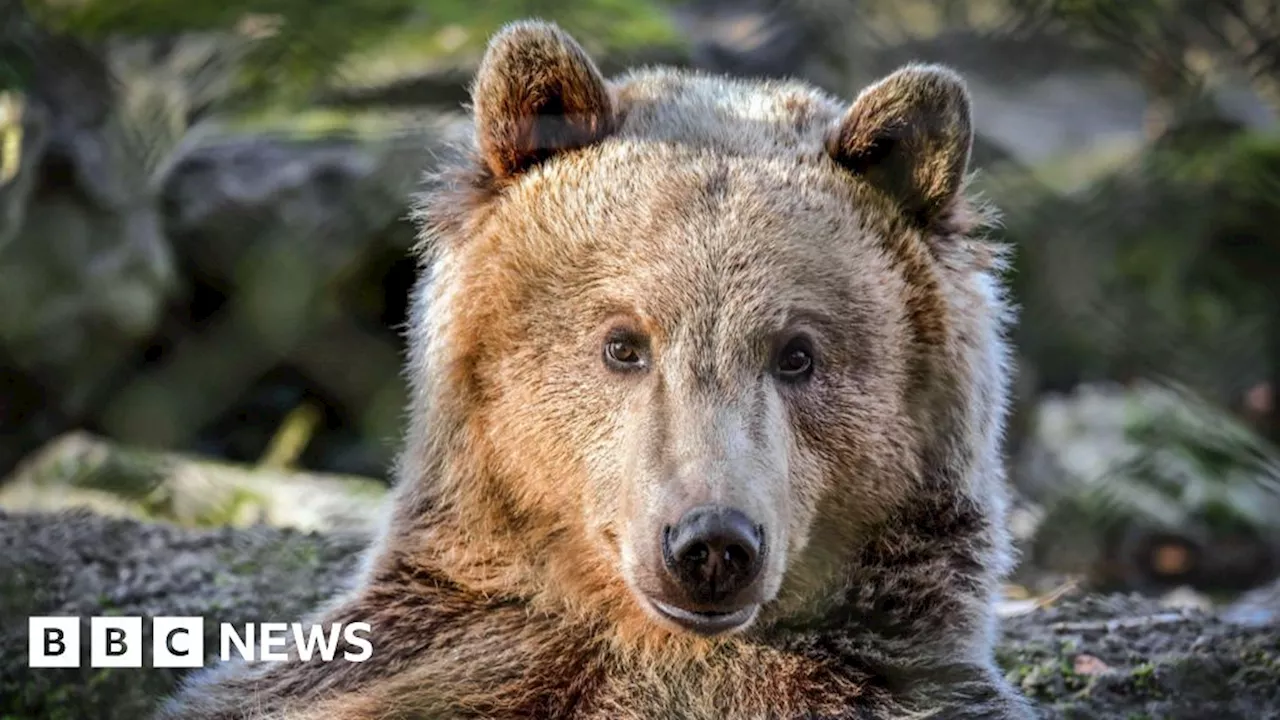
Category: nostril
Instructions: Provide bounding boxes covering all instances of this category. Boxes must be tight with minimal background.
[662,505,765,603]
[686,542,710,566]
[724,543,750,568]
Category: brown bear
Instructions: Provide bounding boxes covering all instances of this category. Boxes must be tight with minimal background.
[156,19,1032,720]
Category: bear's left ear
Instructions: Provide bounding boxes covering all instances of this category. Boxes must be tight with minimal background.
[826,65,972,228]
[472,21,615,181]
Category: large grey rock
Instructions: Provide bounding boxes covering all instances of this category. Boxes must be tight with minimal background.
[0,45,178,418]
[88,116,466,458]
[0,92,48,254]
[0,510,366,720]
[0,24,179,476]
[0,23,461,477]
[161,117,462,284]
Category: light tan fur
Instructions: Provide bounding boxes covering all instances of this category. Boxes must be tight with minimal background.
[156,19,1032,720]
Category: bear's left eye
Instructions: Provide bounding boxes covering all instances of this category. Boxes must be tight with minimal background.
[603,331,648,373]
[774,336,815,381]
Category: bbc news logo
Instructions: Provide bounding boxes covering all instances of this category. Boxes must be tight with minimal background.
[29,617,373,668]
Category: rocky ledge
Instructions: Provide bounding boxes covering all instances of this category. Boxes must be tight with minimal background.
[1,509,1277,720]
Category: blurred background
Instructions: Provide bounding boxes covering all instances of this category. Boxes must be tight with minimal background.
[1,0,1279,607]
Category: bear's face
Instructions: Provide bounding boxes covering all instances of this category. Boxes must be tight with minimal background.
[417,22,982,639]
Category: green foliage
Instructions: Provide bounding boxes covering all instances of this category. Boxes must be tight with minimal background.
[26,0,683,105]
[1115,385,1280,527]
[1031,382,1280,582]
[1113,131,1280,328]
[1038,0,1279,110]
[997,128,1280,391]
[1051,0,1189,47]
[29,0,392,100]
[0,6,38,91]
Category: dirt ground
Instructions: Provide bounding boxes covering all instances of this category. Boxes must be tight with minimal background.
[1000,593,1280,719]
[2,509,1278,719]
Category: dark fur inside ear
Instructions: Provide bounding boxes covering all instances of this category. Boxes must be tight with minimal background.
[826,65,973,228]
[472,21,615,180]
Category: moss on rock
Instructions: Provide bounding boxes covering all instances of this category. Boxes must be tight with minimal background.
[0,432,387,533]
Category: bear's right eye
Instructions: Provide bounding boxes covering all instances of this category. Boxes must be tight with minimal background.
[774,335,816,383]
[603,333,648,372]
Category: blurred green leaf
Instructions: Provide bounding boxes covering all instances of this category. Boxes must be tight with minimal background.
[26,0,684,106]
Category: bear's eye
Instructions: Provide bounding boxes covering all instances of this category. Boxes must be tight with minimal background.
[774,336,815,381]
[603,332,648,372]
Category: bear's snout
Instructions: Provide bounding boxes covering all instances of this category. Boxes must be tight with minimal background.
[662,505,764,605]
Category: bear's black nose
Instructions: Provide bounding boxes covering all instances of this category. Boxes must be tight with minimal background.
[663,505,763,605]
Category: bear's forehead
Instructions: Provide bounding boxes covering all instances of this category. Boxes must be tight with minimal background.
[501,145,873,274]
[488,147,895,337]
[610,68,846,158]
[497,69,870,249]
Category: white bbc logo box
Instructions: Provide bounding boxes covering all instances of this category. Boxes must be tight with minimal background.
[28,617,80,668]
[29,616,205,668]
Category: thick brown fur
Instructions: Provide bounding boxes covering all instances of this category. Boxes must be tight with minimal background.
[156,19,1033,720]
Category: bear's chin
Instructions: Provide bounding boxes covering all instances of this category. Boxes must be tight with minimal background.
[642,596,761,637]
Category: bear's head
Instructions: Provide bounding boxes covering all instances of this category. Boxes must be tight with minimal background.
[400,21,1011,643]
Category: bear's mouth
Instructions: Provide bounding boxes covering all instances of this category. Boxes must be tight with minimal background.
[646,597,759,636]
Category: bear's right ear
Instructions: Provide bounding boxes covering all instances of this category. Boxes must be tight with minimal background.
[472,21,615,181]
[826,65,973,229]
